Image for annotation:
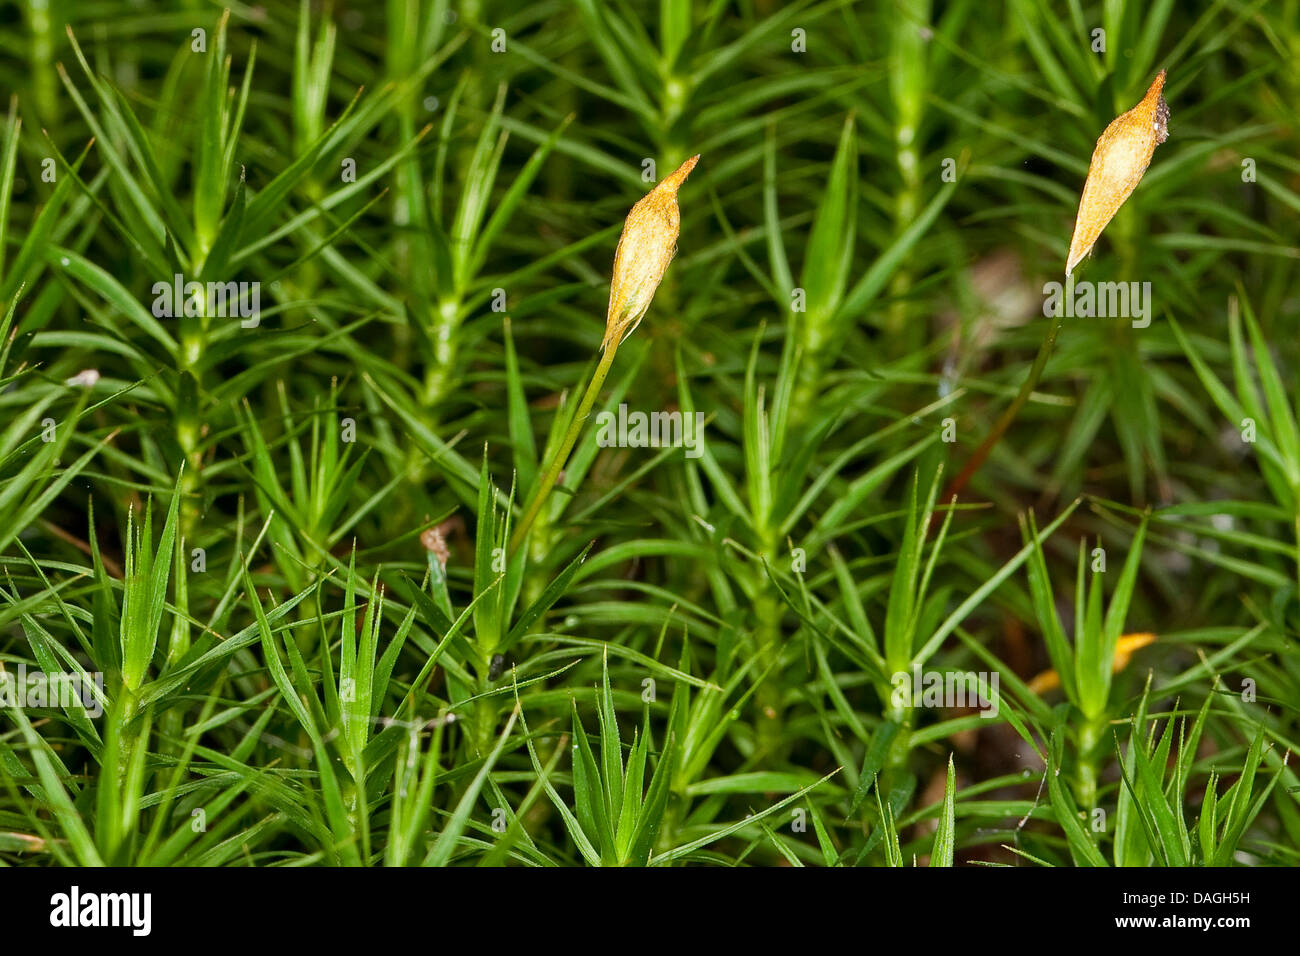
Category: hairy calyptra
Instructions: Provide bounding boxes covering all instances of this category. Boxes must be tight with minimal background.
[1066,71,1170,276]
[602,155,700,352]
[510,154,700,554]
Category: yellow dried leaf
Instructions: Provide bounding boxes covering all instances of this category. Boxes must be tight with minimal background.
[1066,71,1169,276]
[1027,632,1157,694]
[603,155,699,352]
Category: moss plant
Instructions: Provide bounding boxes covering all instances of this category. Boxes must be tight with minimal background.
[0,1,1295,870]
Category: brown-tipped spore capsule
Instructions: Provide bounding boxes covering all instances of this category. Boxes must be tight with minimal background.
[603,155,699,352]
[1066,72,1169,276]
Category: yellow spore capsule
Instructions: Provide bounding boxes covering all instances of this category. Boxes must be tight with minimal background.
[1066,72,1170,276]
[603,155,699,352]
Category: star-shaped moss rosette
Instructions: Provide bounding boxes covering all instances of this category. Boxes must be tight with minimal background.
[1066,70,1170,276]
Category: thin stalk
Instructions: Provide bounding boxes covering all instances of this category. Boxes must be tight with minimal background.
[942,275,1071,507]
[509,345,618,554]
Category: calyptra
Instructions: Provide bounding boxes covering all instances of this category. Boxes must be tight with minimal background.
[602,155,700,352]
[1066,71,1170,276]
